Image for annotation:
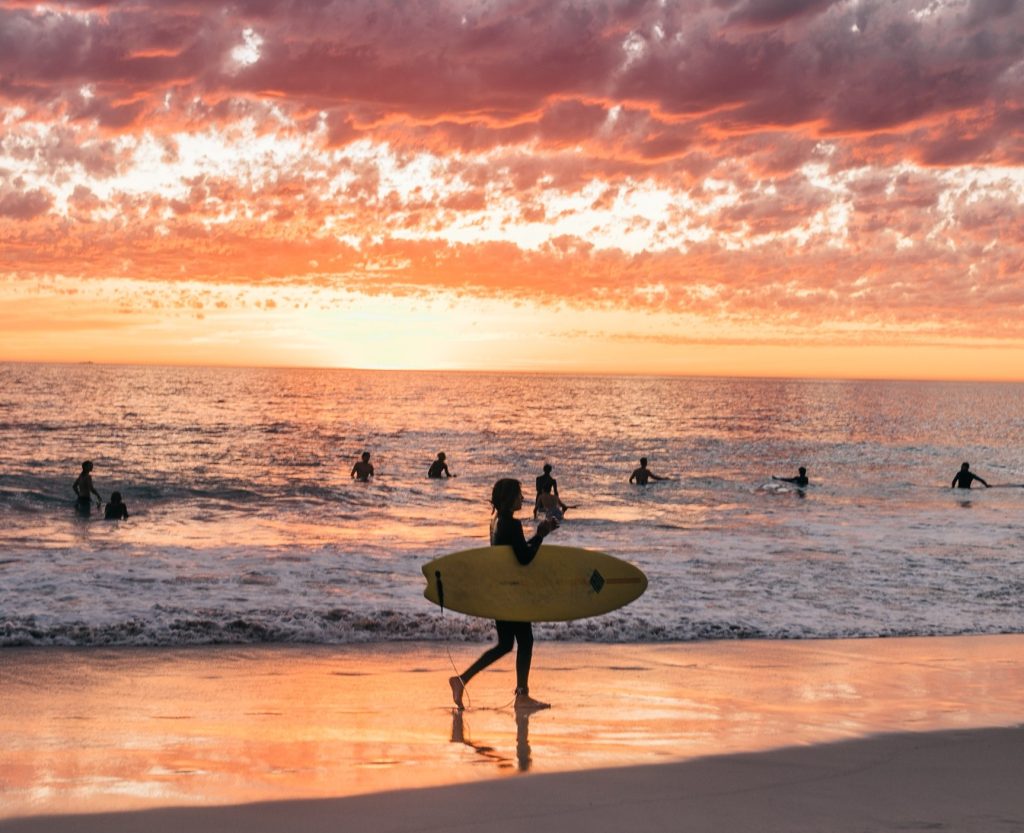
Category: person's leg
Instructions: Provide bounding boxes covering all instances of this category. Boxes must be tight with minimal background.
[513,622,533,691]
[512,623,549,710]
[450,621,515,708]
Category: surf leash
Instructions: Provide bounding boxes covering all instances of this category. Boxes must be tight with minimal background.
[435,568,474,711]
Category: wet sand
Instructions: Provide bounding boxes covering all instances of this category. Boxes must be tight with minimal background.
[2,635,1024,830]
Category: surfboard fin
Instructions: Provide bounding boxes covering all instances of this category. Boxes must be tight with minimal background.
[589,569,605,594]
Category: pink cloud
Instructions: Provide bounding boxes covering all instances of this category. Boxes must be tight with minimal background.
[0,0,1016,166]
[0,0,1021,347]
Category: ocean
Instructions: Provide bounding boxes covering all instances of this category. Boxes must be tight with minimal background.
[1,362,1023,647]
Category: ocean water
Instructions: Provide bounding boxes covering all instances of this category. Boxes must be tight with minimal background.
[1,363,1023,647]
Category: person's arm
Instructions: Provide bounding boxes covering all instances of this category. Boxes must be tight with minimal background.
[351,465,358,479]
[773,475,796,484]
[951,474,959,488]
[629,470,637,484]
[494,515,553,565]
[977,475,990,487]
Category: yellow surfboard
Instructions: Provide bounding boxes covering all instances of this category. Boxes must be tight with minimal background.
[422,545,647,622]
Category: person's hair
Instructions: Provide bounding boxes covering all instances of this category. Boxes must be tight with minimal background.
[438,452,446,459]
[82,460,93,471]
[798,467,806,475]
[640,457,648,466]
[110,491,122,503]
[543,463,552,473]
[361,451,370,460]
[490,478,522,515]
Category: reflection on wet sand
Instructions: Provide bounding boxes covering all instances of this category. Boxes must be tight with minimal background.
[6,636,1024,820]
[449,710,533,773]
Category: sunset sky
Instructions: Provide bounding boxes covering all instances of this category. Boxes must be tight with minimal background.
[1,0,1022,379]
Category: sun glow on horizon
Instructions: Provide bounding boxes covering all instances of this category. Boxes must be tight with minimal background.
[3,275,1023,382]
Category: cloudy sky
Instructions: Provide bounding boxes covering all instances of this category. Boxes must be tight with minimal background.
[1,0,1022,378]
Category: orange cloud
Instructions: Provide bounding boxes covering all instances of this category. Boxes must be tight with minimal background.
[0,0,1022,376]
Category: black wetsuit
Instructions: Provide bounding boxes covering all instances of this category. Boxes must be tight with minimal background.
[952,471,988,489]
[104,503,129,520]
[427,460,450,478]
[457,513,545,690]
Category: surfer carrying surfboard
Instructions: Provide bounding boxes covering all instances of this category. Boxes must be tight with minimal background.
[449,478,558,712]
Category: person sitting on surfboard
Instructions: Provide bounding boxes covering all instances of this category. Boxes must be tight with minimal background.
[952,462,989,489]
[449,478,558,712]
[772,467,809,488]
[428,452,456,479]
[629,457,669,485]
[536,491,566,522]
[350,451,374,482]
[533,463,567,519]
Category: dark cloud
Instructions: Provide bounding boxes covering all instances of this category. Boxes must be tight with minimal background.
[0,180,52,219]
[725,0,840,28]
[0,0,1017,170]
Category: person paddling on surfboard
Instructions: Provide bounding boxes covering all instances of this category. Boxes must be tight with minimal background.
[449,478,558,712]
[772,467,809,488]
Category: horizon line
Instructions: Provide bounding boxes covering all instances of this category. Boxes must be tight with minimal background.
[2,358,1022,386]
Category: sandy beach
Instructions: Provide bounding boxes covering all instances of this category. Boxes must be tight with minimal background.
[3,635,1024,831]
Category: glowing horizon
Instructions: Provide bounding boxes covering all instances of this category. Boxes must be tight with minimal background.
[2,0,1022,381]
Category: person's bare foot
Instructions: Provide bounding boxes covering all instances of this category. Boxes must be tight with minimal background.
[514,692,550,711]
[449,676,466,710]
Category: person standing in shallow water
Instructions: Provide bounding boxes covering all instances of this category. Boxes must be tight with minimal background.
[449,478,558,712]
[104,491,129,520]
[350,451,374,482]
[952,462,989,489]
[629,457,670,485]
[428,452,456,479]
[73,460,102,515]
[533,463,567,519]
